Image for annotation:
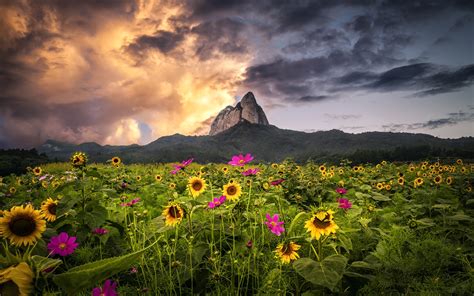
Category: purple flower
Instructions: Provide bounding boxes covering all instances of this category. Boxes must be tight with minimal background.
[246,240,253,249]
[228,153,253,166]
[170,158,194,174]
[338,198,353,210]
[47,232,78,257]
[270,179,285,186]
[120,197,140,207]
[264,213,285,236]
[130,266,138,274]
[92,228,109,235]
[208,195,226,209]
[242,168,260,176]
[92,279,118,296]
[335,187,347,195]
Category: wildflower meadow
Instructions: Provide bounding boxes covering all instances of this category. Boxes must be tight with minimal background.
[0,153,473,295]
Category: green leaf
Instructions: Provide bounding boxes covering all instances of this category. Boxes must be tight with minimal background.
[338,234,352,252]
[79,200,108,229]
[57,193,81,215]
[370,193,391,201]
[446,212,473,221]
[30,255,62,275]
[288,212,308,236]
[53,240,157,294]
[293,255,348,291]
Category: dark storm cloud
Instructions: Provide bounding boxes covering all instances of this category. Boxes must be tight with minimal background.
[382,111,474,132]
[191,18,249,60]
[335,63,474,96]
[126,29,187,56]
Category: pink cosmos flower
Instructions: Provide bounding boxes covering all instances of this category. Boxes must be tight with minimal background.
[130,266,138,274]
[92,228,109,235]
[47,232,78,257]
[208,195,226,209]
[270,179,285,186]
[264,213,285,236]
[92,279,118,296]
[242,168,260,176]
[170,158,194,174]
[338,198,353,210]
[228,153,253,166]
[335,187,347,195]
[120,197,140,207]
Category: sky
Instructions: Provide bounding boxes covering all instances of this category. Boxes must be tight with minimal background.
[0,0,473,148]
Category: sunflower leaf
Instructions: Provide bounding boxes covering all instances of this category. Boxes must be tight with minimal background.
[52,240,157,294]
[293,255,348,291]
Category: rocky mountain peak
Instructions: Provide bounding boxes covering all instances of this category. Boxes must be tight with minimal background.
[209,92,269,136]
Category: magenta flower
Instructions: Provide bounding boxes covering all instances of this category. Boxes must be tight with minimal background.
[264,213,285,236]
[170,158,194,174]
[228,153,253,166]
[92,228,109,235]
[270,179,285,186]
[335,187,347,195]
[246,240,253,249]
[92,279,118,296]
[130,266,138,274]
[47,232,78,257]
[242,168,260,176]
[338,198,353,210]
[120,197,141,207]
[208,195,226,209]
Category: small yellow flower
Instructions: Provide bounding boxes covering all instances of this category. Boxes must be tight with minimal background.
[275,242,301,264]
[32,167,42,176]
[305,210,338,240]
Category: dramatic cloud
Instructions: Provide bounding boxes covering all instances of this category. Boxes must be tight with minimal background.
[382,111,474,132]
[0,0,473,148]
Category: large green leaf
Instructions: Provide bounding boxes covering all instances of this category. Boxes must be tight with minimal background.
[293,255,348,291]
[53,241,157,294]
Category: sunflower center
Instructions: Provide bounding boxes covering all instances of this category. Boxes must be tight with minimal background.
[227,186,237,195]
[169,206,181,219]
[48,203,57,215]
[192,181,203,191]
[0,280,20,296]
[281,244,294,256]
[312,214,331,229]
[9,216,36,236]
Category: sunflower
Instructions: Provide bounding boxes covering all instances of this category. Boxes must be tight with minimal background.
[461,167,467,174]
[305,210,339,240]
[111,157,121,166]
[41,198,58,222]
[397,177,405,186]
[262,182,270,190]
[223,182,242,201]
[385,184,391,191]
[162,203,184,226]
[9,187,16,194]
[32,167,42,176]
[433,175,442,185]
[376,183,384,190]
[188,176,207,197]
[155,174,162,182]
[0,204,46,246]
[338,168,344,175]
[271,163,278,169]
[414,177,424,188]
[446,176,453,185]
[408,166,416,172]
[275,242,301,264]
[169,183,176,189]
[456,159,463,165]
[70,152,87,168]
[221,166,229,174]
[353,166,359,172]
[319,165,326,172]
[0,262,34,296]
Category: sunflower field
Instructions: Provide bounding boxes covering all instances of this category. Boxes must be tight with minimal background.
[0,153,473,295]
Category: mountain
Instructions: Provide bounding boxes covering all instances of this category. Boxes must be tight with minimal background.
[209,92,269,135]
[37,121,474,164]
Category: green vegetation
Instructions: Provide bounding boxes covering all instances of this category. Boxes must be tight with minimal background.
[0,155,473,295]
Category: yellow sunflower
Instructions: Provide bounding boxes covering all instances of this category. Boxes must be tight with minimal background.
[456,159,463,165]
[0,262,34,296]
[169,183,176,189]
[9,187,16,194]
[446,176,453,185]
[155,174,163,182]
[397,177,405,186]
[32,167,42,176]
[188,176,207,197]
[376,183,384,190]
[0,204,46,246]
[111,157,121,166]
[275,242,301,264]
[319,165,326,172]
[222,182,242,201]
[136,175,142,181]
[162,203,184,226]
[221,166,229,174]
[305,210,339,240]
[40,198,58,222]
[385,184,391,191]
[70,152,87,168]
[414,177,424,188]
[433,175,442,185]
